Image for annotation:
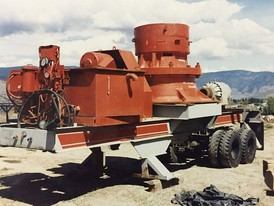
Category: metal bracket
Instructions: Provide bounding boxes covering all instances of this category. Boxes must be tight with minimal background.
[138,156,174,180]
[131,136,174,180]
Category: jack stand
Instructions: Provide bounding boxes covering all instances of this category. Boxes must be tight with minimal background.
[131,136,175,181]
[137,156,174,180]
[74,147,105,177]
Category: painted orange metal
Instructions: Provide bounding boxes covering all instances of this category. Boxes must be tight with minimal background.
[62,48,153,126]
[80,52,117,68]
[6,69,23,106]
[57,122,169,149]
[6,46,153,127]
[55,112,242,150]
[38,45,65,92]
[99,49,140,71]
[215,113,242,126]
[63,66,148,126]
[21,65,39,93]
[133,23,215,104]
[6,65,39,107]
[133,23,190,64]
[6,23,219,128]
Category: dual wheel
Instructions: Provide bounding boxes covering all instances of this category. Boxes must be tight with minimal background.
[208,128,257,168]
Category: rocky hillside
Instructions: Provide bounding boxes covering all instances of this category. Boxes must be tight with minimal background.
[0,68,274,100]
[0,67,18,80]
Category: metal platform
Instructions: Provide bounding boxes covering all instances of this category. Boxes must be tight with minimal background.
[153,103,221,119]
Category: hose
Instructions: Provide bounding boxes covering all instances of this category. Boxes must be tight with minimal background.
[17,89,74,129]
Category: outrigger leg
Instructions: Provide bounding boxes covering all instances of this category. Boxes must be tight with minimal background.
[76,147,105,176]
[131,136,175,181]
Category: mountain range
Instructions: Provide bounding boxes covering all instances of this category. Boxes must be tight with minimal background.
[1,67,274,101]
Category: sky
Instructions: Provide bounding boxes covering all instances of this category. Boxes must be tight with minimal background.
[0,0,274,72]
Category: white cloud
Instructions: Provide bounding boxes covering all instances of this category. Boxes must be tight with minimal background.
[191,37,230,58]
[0,0,273,72]
[225,19,274,55]
[60,30,129,66]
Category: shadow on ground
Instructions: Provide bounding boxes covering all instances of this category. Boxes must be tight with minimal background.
[0,154,214,205]
[0,156,147,206]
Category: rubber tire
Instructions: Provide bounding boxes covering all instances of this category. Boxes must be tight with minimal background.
[239,129,256,164]
[219,130,242,168]
[208,130,225,167]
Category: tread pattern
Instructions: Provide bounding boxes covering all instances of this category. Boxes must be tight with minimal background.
[208,130,225,167]
[239,129,256,164]
[219,130,242,168]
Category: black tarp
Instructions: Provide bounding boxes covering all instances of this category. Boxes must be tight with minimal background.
[171,185,258,206]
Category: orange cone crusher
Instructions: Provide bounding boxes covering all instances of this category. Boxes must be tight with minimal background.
[133,23,214,104]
